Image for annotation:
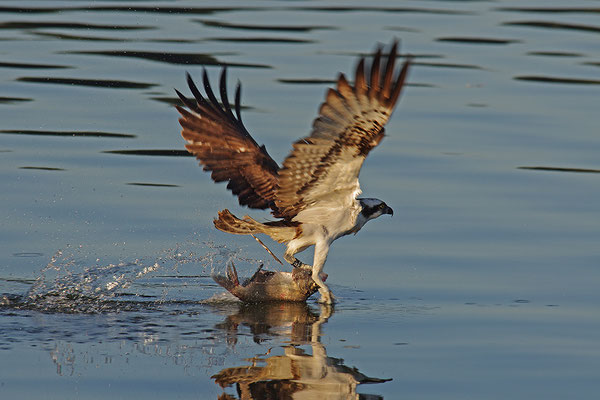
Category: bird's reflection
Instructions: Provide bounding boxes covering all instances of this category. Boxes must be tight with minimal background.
[212,303,390,400]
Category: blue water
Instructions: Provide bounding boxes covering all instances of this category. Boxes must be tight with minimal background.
[1,1,599,399]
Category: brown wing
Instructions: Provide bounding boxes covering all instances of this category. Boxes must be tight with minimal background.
[176,69,280,211]
[275,40,411,219]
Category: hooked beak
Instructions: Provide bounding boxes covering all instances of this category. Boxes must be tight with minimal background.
[385,206,394,216]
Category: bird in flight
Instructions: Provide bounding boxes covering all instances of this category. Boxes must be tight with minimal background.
[176,40,410,304]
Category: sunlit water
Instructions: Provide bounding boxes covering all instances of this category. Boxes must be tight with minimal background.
[1,1,599,399]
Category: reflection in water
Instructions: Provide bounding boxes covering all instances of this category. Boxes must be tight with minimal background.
[277,78,337,85]
[103,149,192,157]
[503,20,600,34]
[63,50,271,68]
[198,19,334,32]
[30,31,141,42]
[0,129,136,138]
[16,76,157,89]
[436,36,520,45]
[0,21,154,30]
[126,182,179,187]
[208,37,314,44]
[514,75,600,85]
[518,166,600,174]
[0,96,32,104]
[527,51,583,58]
[65,50,224,65]
[19,166,65,171]
[290,6,472,15]
[2,289,391,398]
[0,61,71,69]
[0,5,261,15]
[212,303,390,399]
[497,6,600,14]
[413,61,483,70]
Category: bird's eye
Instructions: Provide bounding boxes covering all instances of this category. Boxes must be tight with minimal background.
[378,204,385,209]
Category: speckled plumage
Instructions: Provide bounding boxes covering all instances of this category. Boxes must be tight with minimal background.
[176,40,410,303]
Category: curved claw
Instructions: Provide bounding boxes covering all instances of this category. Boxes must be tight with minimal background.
[317,289,335,305]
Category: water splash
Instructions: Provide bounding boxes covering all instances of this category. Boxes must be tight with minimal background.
[23,246,162,313]
[166,239,265,275]
[5,239,267,313]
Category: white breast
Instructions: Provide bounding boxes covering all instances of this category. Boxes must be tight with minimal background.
[292,197,361,242]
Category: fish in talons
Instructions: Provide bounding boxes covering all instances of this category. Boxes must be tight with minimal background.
[212,263,327,302]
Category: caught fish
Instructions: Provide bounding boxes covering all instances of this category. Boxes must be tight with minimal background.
[212,263,326,302]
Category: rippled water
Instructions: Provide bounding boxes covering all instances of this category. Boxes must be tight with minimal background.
[1,1,599,399]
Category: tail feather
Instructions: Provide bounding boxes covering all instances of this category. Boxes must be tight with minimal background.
[214,209,300,243]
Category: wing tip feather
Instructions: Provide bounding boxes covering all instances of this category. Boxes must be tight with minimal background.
[176,69,280,214]
[275,39,411,220]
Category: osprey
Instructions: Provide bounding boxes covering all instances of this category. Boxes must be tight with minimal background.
[176,40,410,304]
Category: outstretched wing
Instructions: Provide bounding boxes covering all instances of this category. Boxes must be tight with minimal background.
[176,69,280,211]
[275,40,411,219]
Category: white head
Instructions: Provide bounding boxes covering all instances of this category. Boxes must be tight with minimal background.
[358,198,393,224]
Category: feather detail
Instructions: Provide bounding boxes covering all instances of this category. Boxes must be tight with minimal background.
[176,69,280,211]
[275,40,411,219]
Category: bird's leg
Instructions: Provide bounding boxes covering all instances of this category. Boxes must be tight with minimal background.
[284,247,312,271]
[287,255,312,271]
[312,241,334,305]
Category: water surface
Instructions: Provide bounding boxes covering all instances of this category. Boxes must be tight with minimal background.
[1,1,599,399]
